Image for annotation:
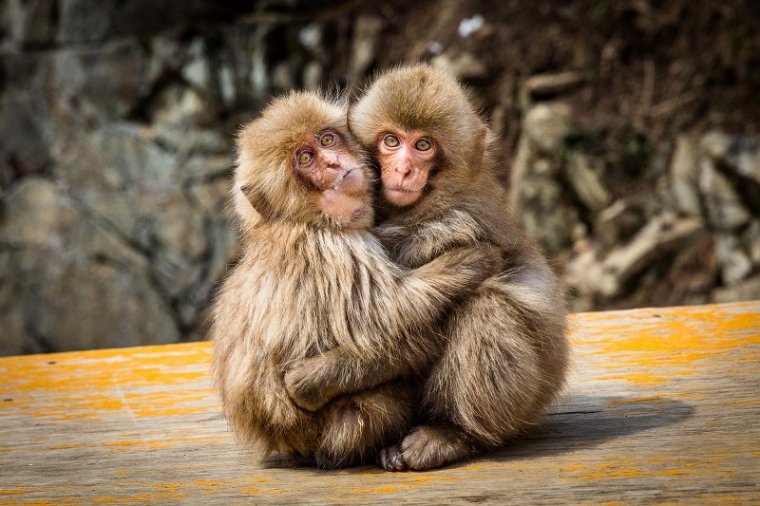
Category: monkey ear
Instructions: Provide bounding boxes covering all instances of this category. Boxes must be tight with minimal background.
[473,123,491,159]
[346,93,360,138]
[240,184,278,222]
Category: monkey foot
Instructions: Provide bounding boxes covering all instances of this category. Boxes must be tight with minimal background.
[399,425,472,471]
[378,444,407,472]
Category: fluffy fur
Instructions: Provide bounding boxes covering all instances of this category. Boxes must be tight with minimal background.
[359,65,569,469]
[211,91,497,468]
[289,65,570,470]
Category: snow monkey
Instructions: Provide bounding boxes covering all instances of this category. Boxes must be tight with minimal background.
[210,91,500,469]
[286,66,570,470]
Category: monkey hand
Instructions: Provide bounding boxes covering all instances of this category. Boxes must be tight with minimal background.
[284,357,334,412]
[450,243,504,287]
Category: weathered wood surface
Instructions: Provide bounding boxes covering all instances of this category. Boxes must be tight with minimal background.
[0,301,758,505]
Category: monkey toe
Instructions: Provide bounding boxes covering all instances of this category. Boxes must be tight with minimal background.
[378,444,407,472]
[400,425,470,471]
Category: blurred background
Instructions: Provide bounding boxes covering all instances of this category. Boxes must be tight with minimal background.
[1,0,758,356]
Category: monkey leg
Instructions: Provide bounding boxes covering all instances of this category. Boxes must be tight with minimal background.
[401,292,555,471]
[315,380,415,469]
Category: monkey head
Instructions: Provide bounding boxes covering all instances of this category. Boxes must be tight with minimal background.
[349,64,490,209]
[234,92,374,230]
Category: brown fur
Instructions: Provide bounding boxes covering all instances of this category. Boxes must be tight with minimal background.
[288,65,570,470]
[210,91,498,468]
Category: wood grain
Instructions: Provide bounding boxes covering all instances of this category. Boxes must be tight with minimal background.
[1,301,758,504]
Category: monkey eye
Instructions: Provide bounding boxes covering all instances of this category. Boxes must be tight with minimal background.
[320,132,336,147]
[297,150,314,166]
[414,139,432,151]
[383,134,400,148]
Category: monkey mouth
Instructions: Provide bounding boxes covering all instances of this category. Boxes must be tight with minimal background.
[330,167,359,190]
[386,187,423,194]
[329,167,367,196]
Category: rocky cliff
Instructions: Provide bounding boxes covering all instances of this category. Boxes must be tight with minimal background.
[1,0,758,355]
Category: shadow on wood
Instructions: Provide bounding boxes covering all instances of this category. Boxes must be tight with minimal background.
[327,394,694,474]
[483,395,694,463]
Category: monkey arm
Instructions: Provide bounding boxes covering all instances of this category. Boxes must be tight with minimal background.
[283,348,416,412]
[284,243,501,411]
[380,210,491,268]
[372,224,409,258]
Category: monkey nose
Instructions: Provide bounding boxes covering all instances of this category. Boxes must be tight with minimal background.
[324,154,341,168]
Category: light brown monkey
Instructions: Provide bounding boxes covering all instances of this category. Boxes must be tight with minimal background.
[210,91,498,469]
[285,65,569,471]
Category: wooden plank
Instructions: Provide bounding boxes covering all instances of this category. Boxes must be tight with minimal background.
[0,301,758,505]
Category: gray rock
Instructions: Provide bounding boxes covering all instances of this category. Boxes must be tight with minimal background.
[4,6,759,357]
[747,221,760,265]
[712,275,760,303]
[563,246,611,309]
[31,249,179,351]
[0,178,60,245]
[145,35,185,86]
[151,191,207,267]
[457,14,484,38]
[522,72,584,104]
[303,61,323,91]
[669,134,701,216]
[715,234,753,285]
[0,86,52,177]
[565,213,705,301]
[181,154,233,186]
[700,131,733,160]
[595,198,647,248]
[0,288,27,356]
[181,39,211,90]
[431,52,487,80]
[272,62,296,91]
[298,24,322,52]
[348,16,383,82]
[249,26,270,98]
[0,188,181,354]
[4,0,56,46]
[523,102,574,153]
[153,85,214,129]
[56,0,117,43]
[699,158,750,230]
[510,136,580,255]
[702,131,760,185]
[218,64,236,106]
[602,213,704,293]
[51,40,146,118]
[566,153,610,213]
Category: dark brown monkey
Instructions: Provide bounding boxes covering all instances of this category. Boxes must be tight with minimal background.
[285,66,569,471]
[210,91,498,469]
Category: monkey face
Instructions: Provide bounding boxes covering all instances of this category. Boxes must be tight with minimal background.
[348,65,489,211]
[295,129,372,227]
[375,129,436,207]
[235,92,375,230]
